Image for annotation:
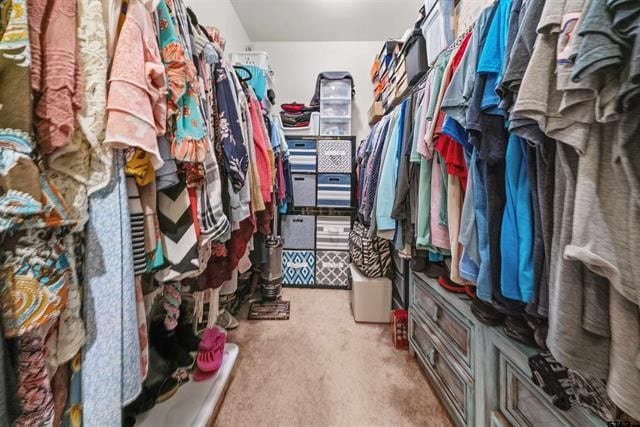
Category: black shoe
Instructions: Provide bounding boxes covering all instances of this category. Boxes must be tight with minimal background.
[175,321,200,352]
[504,315,538,348]
[528,352,575,411]
[149,321,194,368]
[471,298,506,326]
[123,346,180,419]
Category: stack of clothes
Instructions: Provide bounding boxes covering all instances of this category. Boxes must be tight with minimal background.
[279,103,318,128]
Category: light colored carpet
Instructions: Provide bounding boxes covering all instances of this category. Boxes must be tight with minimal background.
[214,288,453,427]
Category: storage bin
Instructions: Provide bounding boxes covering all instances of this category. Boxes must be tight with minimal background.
[319,117,351,136]
[281,215,315,250]
[317,173,351,208]
[282,250,315,286]
[316,215,351,250]
[291,173,316,207]
[320,79,352,99]
[288,139,317,173]
[350,263,392,323]
[317,139,352,173]
[320,99,351,117]
[229,51,269,70]
[282,112,320,136]
[315,250,350,287]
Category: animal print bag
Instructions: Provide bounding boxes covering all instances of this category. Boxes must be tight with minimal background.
[348,222,392,278]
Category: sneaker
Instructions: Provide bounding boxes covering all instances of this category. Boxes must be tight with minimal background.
[216,310,239,330]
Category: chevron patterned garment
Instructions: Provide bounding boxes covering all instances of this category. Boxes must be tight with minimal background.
[288,139,317,173]
[317,139,352,173]
[282,251,315,286]
[315,251,350,288]
[155,182,200,283]
[316,215,351,250]
[317,174,352,208]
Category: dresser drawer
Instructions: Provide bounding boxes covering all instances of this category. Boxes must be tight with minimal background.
[413,276,473,372]
[410,311,473,426]
[499,354,575,427]
[490,411,512,427]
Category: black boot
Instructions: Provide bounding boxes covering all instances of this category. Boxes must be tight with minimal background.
[149,320,194,368]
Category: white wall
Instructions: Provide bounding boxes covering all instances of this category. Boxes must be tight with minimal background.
[251,41,380,144]
[185,0,250,56]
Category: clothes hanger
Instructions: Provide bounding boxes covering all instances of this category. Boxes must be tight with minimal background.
[186,7,201,29]
[446,22,475,53]
[233,65,253,82]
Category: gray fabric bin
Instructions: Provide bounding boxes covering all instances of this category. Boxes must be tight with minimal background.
[292,173,316,208]
[281,215,316,250]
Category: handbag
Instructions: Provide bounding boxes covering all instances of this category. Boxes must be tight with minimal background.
[348,222,392,278]
[405,27,429,85]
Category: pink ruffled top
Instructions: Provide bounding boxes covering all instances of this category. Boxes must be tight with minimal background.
[30,0,83,153]
[104,1,167,170]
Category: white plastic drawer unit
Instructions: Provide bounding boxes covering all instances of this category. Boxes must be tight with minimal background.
[320,79,352,99]
[320,99,352,118]
[320,117,351,137]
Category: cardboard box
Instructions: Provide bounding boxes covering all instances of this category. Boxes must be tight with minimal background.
[368,102,384,125]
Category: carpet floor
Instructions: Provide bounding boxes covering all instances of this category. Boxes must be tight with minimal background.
[214,288,453,427]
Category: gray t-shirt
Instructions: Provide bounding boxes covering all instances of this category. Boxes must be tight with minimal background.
[546,141,611,381]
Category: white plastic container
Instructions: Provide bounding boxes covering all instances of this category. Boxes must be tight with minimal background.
[136,344,239,427]
[320,79,352,99]
[350,264,392,323]
[320,99,352,117]
[282,112,320,136]
[320,117,351,136]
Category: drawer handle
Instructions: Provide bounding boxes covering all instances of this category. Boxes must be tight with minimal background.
[431,306,440,323]
[427,348,438,366]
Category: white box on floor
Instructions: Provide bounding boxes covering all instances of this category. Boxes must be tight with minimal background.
[136,343,239,427]
[349,264,392,323]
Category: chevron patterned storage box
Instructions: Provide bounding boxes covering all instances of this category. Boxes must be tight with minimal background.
[315,251,350,288]
[317,174,351,208]
[317,139,352,173]
[282,250,315,286]
[288,139,317,173]
[291,174,316,208]
[281,214,316,250]
[316,215,351,250]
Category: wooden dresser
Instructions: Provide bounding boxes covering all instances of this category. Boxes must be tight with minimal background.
[409,272,606,427]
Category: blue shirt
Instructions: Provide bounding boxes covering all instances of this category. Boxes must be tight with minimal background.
[376,101,407,231]
[476,0,513,114]
[500,135,534,302]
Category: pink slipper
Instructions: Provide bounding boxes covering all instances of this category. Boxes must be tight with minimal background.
[193,328,226,382]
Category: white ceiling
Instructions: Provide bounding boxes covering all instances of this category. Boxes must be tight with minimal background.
[230,0,422,42]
